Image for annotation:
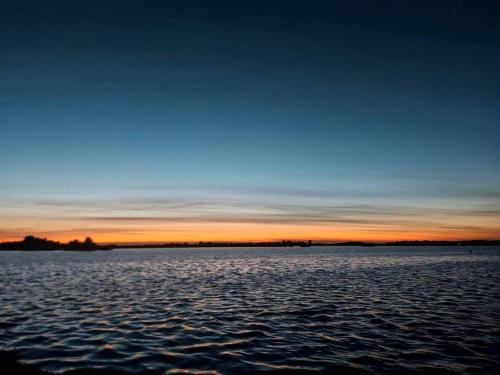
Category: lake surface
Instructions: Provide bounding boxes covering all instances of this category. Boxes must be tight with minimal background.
[1,246,499,374]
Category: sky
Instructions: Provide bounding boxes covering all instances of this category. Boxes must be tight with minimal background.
[1,0,499,243]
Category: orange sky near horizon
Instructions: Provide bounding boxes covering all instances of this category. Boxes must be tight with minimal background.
[2,186,499,245]
[1,218,499,244]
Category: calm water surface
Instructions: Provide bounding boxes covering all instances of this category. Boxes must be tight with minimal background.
[1,246,499,374]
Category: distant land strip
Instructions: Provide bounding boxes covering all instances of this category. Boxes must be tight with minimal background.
[0,236,499,251]
[0,236,112,251]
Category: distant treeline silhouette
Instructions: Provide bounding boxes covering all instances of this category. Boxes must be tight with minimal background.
[0,236,499,251]
[118,240,314,249]
[111,239,500,249]
[0,236,112,251]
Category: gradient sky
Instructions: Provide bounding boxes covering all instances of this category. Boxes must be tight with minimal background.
[1,0,499,243]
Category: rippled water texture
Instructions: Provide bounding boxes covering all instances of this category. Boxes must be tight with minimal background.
[1,247,499,374]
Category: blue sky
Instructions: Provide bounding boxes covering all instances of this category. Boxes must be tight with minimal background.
[1,1,499,242]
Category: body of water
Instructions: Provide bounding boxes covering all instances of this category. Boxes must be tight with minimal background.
[1,246,499,374]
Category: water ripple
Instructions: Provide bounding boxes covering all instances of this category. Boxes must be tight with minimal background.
[0,246,499,374]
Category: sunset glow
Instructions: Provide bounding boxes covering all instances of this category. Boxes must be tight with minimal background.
[1,188,499,243]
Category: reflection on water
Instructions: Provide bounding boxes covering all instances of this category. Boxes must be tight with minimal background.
[0,247,499,374]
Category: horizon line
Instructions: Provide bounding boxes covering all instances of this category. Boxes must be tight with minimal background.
[2,235,500,246]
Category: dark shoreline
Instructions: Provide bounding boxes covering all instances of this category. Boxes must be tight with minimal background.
[114,240,500,249]
[1,236,499,251]
[0,236,113,252]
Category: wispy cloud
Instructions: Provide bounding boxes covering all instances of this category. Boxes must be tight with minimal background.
[1,185,499,242]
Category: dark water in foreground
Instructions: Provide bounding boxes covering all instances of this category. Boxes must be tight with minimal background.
[0,246,499,375]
